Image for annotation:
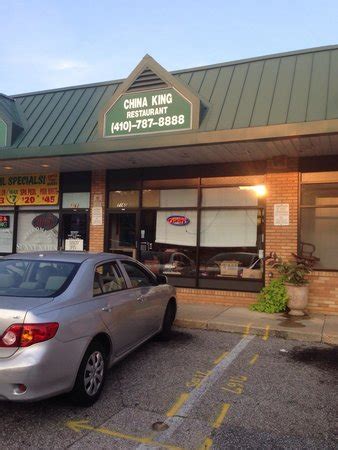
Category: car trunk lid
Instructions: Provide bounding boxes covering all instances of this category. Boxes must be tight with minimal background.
[0,297,52,358]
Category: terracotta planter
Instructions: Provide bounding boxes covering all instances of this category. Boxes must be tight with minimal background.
[285,283,309,316]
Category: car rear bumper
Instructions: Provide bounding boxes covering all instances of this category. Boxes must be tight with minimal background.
[0,336,88,401]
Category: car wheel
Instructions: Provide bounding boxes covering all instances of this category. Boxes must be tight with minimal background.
[70,340,107,406]
[158,301,176,341]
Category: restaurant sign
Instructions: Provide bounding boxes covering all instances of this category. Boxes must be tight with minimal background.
[104,88,192,137]
[0,173,59,206]
[0,119,7,147]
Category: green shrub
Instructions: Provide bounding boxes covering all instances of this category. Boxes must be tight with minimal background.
[250,278,288,313]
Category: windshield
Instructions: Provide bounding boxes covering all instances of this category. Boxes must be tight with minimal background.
[0,259,79,298]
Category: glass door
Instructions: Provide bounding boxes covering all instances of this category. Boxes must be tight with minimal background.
[60,212,89,251]
[108,212,138,258]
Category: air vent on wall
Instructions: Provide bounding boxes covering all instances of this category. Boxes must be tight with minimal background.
[126,69,168,92]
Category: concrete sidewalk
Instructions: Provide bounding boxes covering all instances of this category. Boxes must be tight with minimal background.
[175,303,338,345]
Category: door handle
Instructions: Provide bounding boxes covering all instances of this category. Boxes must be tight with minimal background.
[102,306,112,312]
[137,296,144,303]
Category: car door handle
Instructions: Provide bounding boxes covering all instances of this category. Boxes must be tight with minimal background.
[137,296,144,303]
[101,306,112,312]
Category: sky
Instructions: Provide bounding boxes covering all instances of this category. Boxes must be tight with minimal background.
[1,0,337,95]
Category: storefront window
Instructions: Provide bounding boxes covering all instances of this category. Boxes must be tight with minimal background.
[109,190,139,209]
[16,211,59,252]
[0,211,14,253]
[140,210,197,282]
[199,210,263,281]
[300,183,338,270]
[106,177,265,292]
[201,187,258,207]
[62,192,90,209]
[142,189,198,207]
[199,186,264,287]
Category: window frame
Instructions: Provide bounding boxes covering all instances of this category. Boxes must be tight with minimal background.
[299,181,338,272]
[93,260,127,297]
[118,259,158,289]
[0,258,80,298]
[105,179,266,293]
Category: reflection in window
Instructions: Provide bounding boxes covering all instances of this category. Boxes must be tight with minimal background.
[300,207,338,270]
[0,259,78,297]
[109,213,136,257]
[140,210,197,278]
[121,261,156,288]
[94,263,126,296]
[301,183,338,206]
[300,183,338,270]
[199,210,263,280]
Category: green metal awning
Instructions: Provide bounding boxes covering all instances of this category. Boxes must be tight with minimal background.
[0,45,337,165]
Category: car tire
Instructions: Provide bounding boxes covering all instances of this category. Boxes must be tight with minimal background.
[158,301,176,341]
[70,340,107,407]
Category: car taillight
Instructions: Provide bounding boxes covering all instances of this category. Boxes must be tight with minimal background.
[0,323,59,348]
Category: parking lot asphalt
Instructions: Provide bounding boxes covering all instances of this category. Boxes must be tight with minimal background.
[0,329,336,449]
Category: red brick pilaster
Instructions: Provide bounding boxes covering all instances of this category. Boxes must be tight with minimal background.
[89,170,106,253]
[265,158,299,281]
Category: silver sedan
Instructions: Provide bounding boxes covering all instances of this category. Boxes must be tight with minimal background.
[0,252,176,406]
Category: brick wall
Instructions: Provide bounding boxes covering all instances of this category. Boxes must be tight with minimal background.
[176,288,257,307]
[307,271,338,314]
[89,170,106,252]
[265,158,299,267]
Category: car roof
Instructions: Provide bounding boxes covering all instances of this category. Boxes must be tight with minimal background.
[3,251,132,264]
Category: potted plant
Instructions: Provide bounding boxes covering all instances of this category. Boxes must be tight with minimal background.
[269,254,312,316]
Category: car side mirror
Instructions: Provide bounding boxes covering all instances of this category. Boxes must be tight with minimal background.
[156,274,168,285]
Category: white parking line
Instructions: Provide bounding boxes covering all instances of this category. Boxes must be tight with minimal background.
[137,335,255,449]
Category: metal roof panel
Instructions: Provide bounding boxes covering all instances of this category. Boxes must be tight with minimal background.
[327,49,338,119]
[63,86,107,145]
[306,51,330,121]
[202,65,234,131]
[268,56,296,125]
[51,88,95,146]
[249,58,280,127]
[3,46,337,153]
[79,83,118,143]
[233,60,264,129]
[216,63,249,130]
[287,53,312,123]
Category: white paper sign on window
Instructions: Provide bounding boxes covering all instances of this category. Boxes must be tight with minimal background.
[274,204,289,226]
[160,189,198,207]
[91,207,103,226]
[200,210,258,247]
[65,239,84,251]
[155,210,197,246]
[16,212,59,252]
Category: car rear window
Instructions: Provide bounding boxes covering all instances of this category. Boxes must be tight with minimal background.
[0,259,79,298]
